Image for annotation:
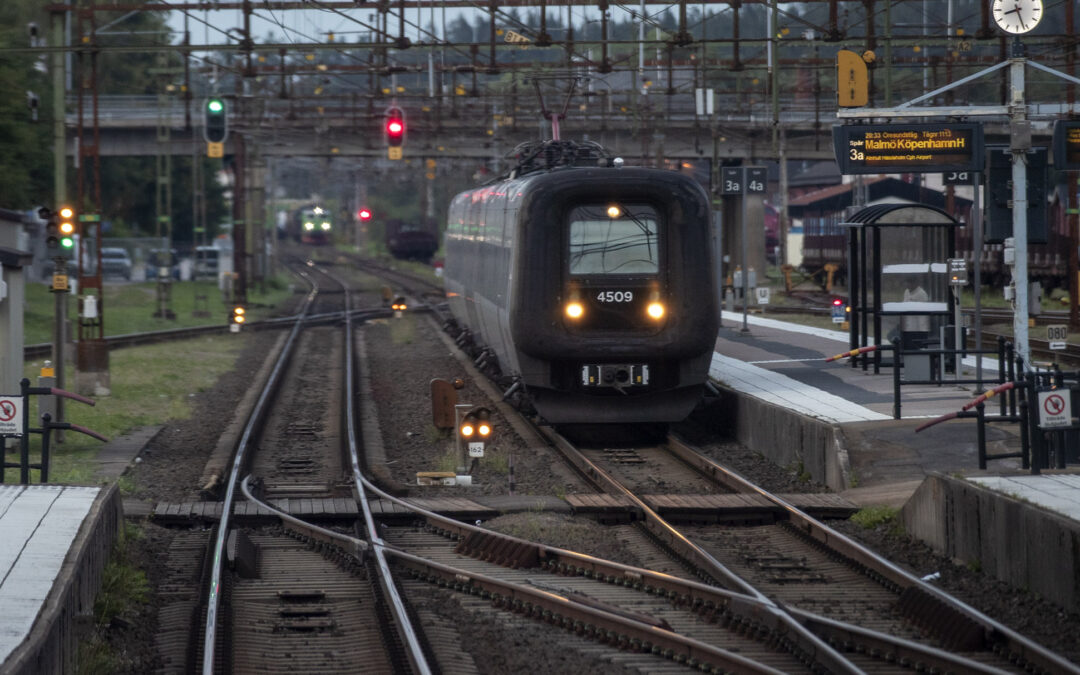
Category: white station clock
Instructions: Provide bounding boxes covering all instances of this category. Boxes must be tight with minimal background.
[992,0,1043,35]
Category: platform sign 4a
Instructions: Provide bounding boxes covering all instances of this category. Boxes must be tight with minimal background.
[0,395,23,436]
[1047,324,1068,351]
[1037,389,1072,429]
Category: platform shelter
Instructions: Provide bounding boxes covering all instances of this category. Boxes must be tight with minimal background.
[844,203,960,374]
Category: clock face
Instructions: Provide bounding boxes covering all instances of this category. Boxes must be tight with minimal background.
[992,0,1043,34]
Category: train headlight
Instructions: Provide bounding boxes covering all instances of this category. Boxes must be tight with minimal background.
[606,205,621,219]
[303,221,315,231]
[646,302,665,320]
[320,221,331,230]
[565,302,584,319]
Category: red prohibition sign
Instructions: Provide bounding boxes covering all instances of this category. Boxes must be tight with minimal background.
[1044,394,1067,416]
[0,399,16,422]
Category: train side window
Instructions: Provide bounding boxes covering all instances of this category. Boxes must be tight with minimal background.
[567,204,660,275]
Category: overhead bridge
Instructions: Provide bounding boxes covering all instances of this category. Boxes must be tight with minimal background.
[73,94,847,160]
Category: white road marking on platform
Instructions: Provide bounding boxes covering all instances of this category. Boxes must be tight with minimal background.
[748,358,831,364]
[721,311,850,343]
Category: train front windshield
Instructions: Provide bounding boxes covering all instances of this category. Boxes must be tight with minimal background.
[567,204,660,276]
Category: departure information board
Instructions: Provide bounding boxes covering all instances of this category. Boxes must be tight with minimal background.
[1053,120,1080,170]
[833,123,984,175]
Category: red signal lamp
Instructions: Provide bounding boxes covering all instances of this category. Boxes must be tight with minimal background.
[358,208,372,222]
[385,107,405,147]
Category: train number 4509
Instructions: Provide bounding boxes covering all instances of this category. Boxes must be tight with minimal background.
[596,290,634,303]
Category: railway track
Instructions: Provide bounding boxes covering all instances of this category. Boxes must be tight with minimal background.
[537,428,1076,672]
[403,286,1076,671]
[190,257,429,674]
[74,253,1080,671]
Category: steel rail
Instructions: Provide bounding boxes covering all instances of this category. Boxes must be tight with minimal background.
[199,268,319,674]
[23,307,400,359]
[239,439,1013,674]
[336,266,433,675]
[236,477,795,674]
[664,435,1080,675]
[340,261,1021,672]
[536,427,864,674]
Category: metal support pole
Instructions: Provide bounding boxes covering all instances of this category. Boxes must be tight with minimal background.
[1009,50,1030,365]
[973,172,984,389]
[52,261,67,442]
[740,183,749,334]
[51,9,66,436]
[454,403,470,473]
[19,379,30,484]
[976,401,986,470]
[954,286,961,381]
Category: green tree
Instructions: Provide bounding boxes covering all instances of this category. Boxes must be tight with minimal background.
[0,0,57,208]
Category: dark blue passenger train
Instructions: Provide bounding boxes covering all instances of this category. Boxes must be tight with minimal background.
[443,140,719,425]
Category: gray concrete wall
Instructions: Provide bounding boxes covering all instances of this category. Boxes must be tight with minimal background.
[712,387,849,491]
[902,474,1080,613]
[1,484,122,675]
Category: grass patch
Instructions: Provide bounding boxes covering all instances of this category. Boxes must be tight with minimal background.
[23,276,295,345]
[19,334,245,484]
[93,523,149,624]
[481,447,509,474]
[77,522,148,675]
[850,505,899,530]
[77,634,119,675]
[433,450,459,473]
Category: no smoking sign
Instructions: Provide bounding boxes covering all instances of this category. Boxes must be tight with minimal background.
[1037,390,1073,429]
[0,396,23,437]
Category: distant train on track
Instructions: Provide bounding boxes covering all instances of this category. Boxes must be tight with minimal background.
[283,204,334,245]
[444,140,719,426]
[386,218,439,262]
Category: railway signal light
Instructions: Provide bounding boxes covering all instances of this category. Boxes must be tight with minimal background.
[58,206,75,249]
[204,97,228,143]
[39,207,59,249]
[358,207,372,222]
[391,296,408,312]
[230,305,245,330]
[459,406,492,443]
[385,107,405,148]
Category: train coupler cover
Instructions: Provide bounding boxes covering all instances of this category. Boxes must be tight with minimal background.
[581,364,650,388]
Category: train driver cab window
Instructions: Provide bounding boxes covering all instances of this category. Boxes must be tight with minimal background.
[567,204,660,275]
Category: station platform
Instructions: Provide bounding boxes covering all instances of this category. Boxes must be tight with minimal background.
[0,484,121,674]
[708,309,1047,499]
[0,428,144,674]
[709,310,1080,612]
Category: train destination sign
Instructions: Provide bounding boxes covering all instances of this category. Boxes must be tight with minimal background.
[1053,120,1080,170]
[833,123,984,175]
